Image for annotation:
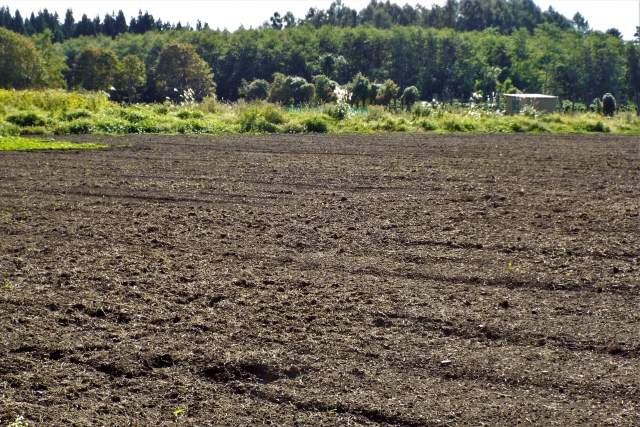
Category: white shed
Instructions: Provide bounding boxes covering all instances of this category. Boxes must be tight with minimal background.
[504,94,559,115]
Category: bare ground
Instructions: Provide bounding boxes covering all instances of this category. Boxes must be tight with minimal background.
[0,133,639,426]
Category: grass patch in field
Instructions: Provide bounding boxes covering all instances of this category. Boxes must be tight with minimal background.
[0,136,107,151]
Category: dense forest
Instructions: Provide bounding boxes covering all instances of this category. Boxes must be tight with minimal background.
[0,0,638,109]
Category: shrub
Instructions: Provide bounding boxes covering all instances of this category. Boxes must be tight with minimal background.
[281,121,306,133]
[527,122,549,132]
[239,79,270,101]
[413,104,432,118]
[365,105,386,122]
[175,119,213,134]
[303,117,328,133]
[519,104,538,118]
[154,105,169,115]
[261,104,286,124]
[602,93,616,116]
[590,98,602,114]
[61,109,92,121]
[0,121,21,136]
[199,96,218,113]
[443,118,475,131]
[20,126,49,135]
[93,118,129,134]
[119,109,149,123]
[443,118,463,132]
[6,111,47,127]
[585,121,610,132]
[323,102,349,120]
[238,109,278,133]
[508,121,525,132]
[380,117,399,131]
[65,119,94,134]
[420,119,438,131]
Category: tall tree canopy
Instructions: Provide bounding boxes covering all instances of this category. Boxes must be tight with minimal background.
[71,46,118,91]
[0,27,45,89]
[154,42,215,101]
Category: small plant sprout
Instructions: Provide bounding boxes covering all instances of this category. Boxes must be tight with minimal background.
[173,408,185,420]
[8,416,30,427]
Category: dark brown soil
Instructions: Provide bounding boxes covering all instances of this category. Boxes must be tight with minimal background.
[1,133,639,426]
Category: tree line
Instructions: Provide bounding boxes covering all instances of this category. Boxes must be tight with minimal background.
[2,1,611,41]
[0,7,197,42]
[0,1,638,110]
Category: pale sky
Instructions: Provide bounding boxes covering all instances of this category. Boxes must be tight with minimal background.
[4,0,639,40]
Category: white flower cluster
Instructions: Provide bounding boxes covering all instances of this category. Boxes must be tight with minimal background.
[333,86,351,104]
[180,88,196,109]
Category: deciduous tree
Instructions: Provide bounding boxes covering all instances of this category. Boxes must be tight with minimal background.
[268,73,314,104]
[0,27,45,89]
[376,79,399,107]
[155,42,215,101]
[401,85,419,109]
[312,75,338,103]
[239,78,270,101]
[348,72,370,107]
[71,46,118,90]
[30,29,68,88]
[114,54,146,101]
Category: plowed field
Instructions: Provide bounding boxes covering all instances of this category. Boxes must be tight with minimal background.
[1,134,639,426]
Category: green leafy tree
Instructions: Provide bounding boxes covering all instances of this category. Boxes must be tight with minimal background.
[155,42,215,101]
[348,72,370,107]
[238,78,270,101]
[625,42,640,115]
[30,29,68,88]
[605,28,622,39]
[270,12,283,30]
[312,75,338,103]
[114,54,146,102]
[602,93,616,116]
[61,9,74,39]
[375,79,400,107]
[71,46,118,91]
[269,73,294,103]
[0,27,45,89]
[401,86,420,109]
[268,73,314,104]
[368,82,380,105]
[572,12,589,32]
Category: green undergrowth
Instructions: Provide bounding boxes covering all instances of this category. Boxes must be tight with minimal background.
[0,136,107,151]
[1,89,638,136]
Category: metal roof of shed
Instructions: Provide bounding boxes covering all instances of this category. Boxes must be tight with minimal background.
[503,94,558,99]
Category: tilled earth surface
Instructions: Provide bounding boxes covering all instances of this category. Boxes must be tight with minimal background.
[1,133,639,426]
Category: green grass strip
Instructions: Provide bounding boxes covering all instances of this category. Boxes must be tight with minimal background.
[0,136,107,151]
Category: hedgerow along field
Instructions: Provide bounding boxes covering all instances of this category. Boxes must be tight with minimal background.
[1,89,639,137]
[1,133,638,425]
